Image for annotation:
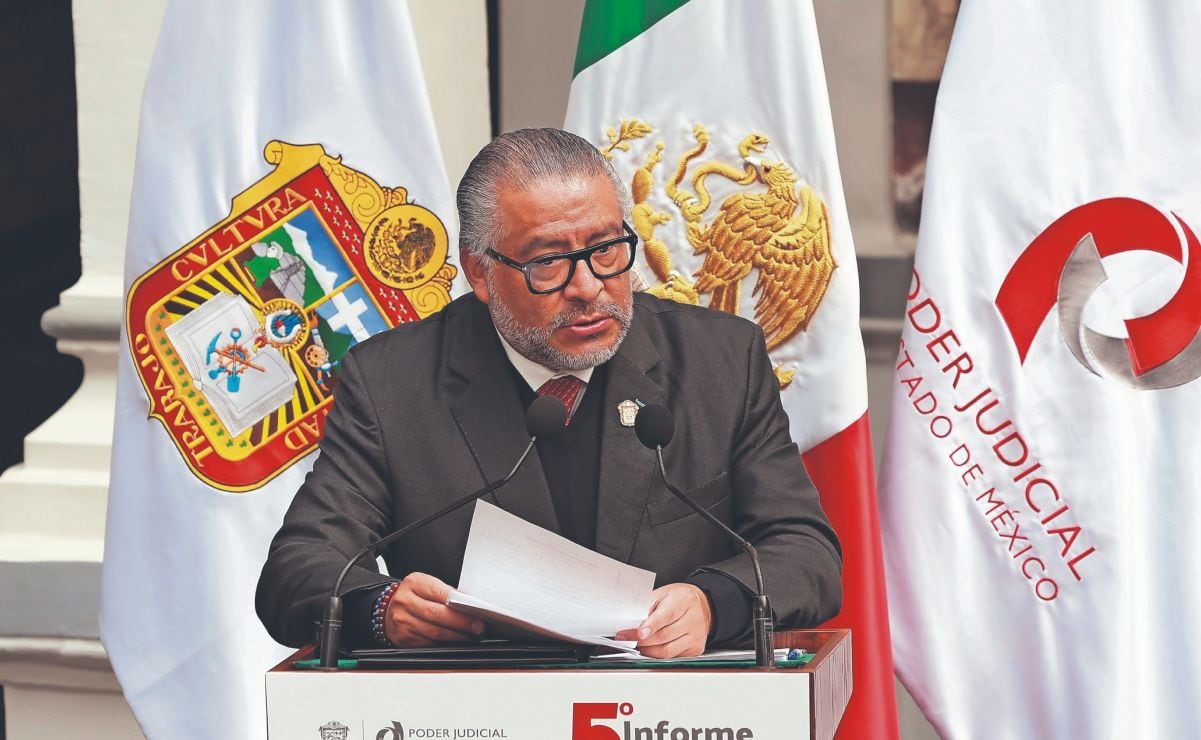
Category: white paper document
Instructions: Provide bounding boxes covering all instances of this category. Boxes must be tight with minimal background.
[450,500,656,653]
[591,648,797,664]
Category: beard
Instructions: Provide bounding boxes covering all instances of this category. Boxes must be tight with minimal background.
[485,273,633,373]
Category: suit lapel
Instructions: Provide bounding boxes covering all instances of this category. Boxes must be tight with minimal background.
[448,299,560,535]
[594,312,664,562]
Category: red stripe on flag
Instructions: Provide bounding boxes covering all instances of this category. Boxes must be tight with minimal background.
[803,412,899,740]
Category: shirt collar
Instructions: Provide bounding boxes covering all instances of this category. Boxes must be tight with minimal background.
[495,330,594,391]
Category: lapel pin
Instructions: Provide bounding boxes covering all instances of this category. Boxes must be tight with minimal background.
[618,399,639,427]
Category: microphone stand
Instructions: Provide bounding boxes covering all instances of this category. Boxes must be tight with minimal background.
[652,447,774,668]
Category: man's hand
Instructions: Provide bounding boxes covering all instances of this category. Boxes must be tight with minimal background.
[616,583,712,659]
[383,573,485,646]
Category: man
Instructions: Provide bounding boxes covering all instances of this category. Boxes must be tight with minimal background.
[256,128,842,658]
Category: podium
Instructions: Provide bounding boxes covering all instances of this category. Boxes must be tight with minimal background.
[266,629,851,740]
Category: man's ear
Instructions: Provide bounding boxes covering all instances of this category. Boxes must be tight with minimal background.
[461,251,491,305]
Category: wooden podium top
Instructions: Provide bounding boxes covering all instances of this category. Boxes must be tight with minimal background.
[272,628,847,672]
[775,630,853,739]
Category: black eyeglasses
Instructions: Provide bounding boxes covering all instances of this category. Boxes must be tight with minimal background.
[485,222,639,294]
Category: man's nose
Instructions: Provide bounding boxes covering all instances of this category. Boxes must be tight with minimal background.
[561,260,604,302]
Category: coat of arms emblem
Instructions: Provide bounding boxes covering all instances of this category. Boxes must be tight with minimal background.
[318,721,349,740]
[126,141,456,491]
[599,120,836,387]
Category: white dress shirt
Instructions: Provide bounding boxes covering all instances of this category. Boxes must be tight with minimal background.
[495,332,593,416]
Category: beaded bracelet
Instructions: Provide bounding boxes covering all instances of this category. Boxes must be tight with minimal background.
[371,581,403,645]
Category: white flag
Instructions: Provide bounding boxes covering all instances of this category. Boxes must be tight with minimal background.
[565,2,896,737]
[880,2,1201,737]
[100,3,460,737]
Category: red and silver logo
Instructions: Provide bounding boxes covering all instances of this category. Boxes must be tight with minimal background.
[996,197,1201,389]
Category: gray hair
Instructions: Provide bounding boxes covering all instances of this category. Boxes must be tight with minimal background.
[456,128,632,259]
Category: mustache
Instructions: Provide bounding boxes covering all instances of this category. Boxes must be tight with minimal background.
[547,298,631,331]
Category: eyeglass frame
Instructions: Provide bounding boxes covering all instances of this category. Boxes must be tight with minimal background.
[483,221,639,295]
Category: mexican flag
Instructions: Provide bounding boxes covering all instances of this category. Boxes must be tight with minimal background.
[566,2,897,738]
[880,2,1201,737]
[100,2,458,738]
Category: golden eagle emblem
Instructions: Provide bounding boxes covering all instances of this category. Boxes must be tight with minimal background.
[600,120,836,387]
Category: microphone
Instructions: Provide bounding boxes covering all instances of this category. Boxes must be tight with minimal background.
[317,395,568,668]
[634,404,775,668]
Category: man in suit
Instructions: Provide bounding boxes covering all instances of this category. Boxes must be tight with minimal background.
[256,128,842,658]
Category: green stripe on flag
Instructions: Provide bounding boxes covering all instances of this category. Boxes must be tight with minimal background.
[572,0,691,76]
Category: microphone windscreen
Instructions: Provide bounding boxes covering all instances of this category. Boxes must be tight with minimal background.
[526,395,568,437]
[634,404,675,449]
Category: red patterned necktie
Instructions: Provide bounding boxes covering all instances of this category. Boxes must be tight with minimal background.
[537,375,585,425]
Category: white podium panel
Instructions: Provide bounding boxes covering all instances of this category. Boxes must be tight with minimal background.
[268,670,808,739]
[266,630,850,740]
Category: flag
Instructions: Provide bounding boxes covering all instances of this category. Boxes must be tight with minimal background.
[566,2,897,737]
[879,2,1201,737]
[100,2,461,737]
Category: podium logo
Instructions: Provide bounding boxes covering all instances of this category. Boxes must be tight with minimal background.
[375,721,405,740]
[318,721,350,740]
[572,702,754,740]
[996,197,1201,389]
[379,721,507,738]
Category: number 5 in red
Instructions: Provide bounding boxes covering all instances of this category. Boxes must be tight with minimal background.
[572,702,620,740]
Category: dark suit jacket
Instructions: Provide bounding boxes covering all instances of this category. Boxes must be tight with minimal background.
[256,292,842,647]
